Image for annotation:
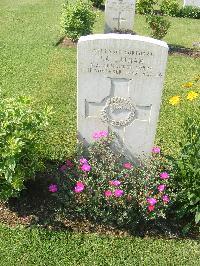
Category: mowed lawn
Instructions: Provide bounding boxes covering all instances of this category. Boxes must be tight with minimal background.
[0,0,200,264]
[0,224,200,266]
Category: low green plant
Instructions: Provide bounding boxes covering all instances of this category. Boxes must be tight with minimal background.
[136,0,157,15]
[146,15,171,39]
[0,95,51,201]
[178,5,200,19]
[61,0,96,42]
[168,78,200,230]
[51,132,175,228]
[160,0,180,17]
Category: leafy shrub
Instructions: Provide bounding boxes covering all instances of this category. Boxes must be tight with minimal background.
[90,0,104,9]
[51,132,175,228]
[168,78,200,229]
[136,0,157,15]
[0,95,51,201]
[178,5,200,19]
[146,15,171,39]
[160,0,180,17]
[61,0,96,42]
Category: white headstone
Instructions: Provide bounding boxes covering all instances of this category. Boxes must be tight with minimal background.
[77,34,168,159]
[105,0,136,33]
[184,0,200,6]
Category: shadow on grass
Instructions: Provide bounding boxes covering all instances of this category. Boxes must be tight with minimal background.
[168,43,200,58]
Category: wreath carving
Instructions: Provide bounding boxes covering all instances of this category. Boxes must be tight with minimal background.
[101,97,136,127]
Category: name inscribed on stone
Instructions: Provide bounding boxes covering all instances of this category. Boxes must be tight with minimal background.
[80,48,163,78]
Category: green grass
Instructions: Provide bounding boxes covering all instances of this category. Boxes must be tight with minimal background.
[0,224,200,266]
[0,0,199,159]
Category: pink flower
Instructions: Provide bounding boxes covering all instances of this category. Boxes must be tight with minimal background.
[162,195,170,203]
[104,190,112,197]
[79,158,88,164]
[109,180,121,186]
[60,164,67,172]
[114,189,124,197]
[160,172,170,180]
[157,184,166,192]
[147,197,157,206]
[74,181,85,193]
[92,130,108,140]
[123,162,133,169]
[48,184,58,193]
[152,146,161,154]
[81,164,91,172]
[148,205,155,212]
[66,160,73,168]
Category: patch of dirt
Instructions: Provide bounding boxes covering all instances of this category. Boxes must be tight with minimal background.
[169,45,200,58]
[56,36,77,48]
[55,36,200,59]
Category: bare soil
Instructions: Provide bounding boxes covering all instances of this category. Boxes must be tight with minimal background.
[169,45,200,58]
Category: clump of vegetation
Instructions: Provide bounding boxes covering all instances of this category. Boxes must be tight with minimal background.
[61,0,96,42]
[160,0,180,17]
[146,15,171,40]
[178,5,200,19]
[136,0,157,15]
[51,132,175,229]
[168,77,200,231]
[0,95,52,201]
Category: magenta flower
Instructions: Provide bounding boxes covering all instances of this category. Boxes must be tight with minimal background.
[109,180,121,186]
[162,195,170,203]
[104,190,112,197]
[60,164,67,172]
[74,181,85,193]
[147,197,157,206]
[66,160,73,168]
[79,158,88,165]
[157,184,166,192]
[92,130,108,140]
[152,146,161,154]
[160,172,170,180]
[81,164,91,172]
[123,162,133,169]
[114,189,124,197]
[48,184,58,193]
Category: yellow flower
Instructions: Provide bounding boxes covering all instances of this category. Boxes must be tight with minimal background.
[169,96,180,105]
[186,91,199,101]
[182,82,193,88]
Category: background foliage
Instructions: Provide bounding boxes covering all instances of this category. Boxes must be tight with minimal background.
[61,0,96,42]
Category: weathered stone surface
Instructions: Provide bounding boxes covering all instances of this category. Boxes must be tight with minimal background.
[77,34,168,159]
[184,0,200,7]
[104,0,136,33]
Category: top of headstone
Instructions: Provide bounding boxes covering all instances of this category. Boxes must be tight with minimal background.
[78,34,169,49]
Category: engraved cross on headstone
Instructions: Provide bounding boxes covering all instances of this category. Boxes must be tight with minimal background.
[113,12,126,31]
[85,78,152,142]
